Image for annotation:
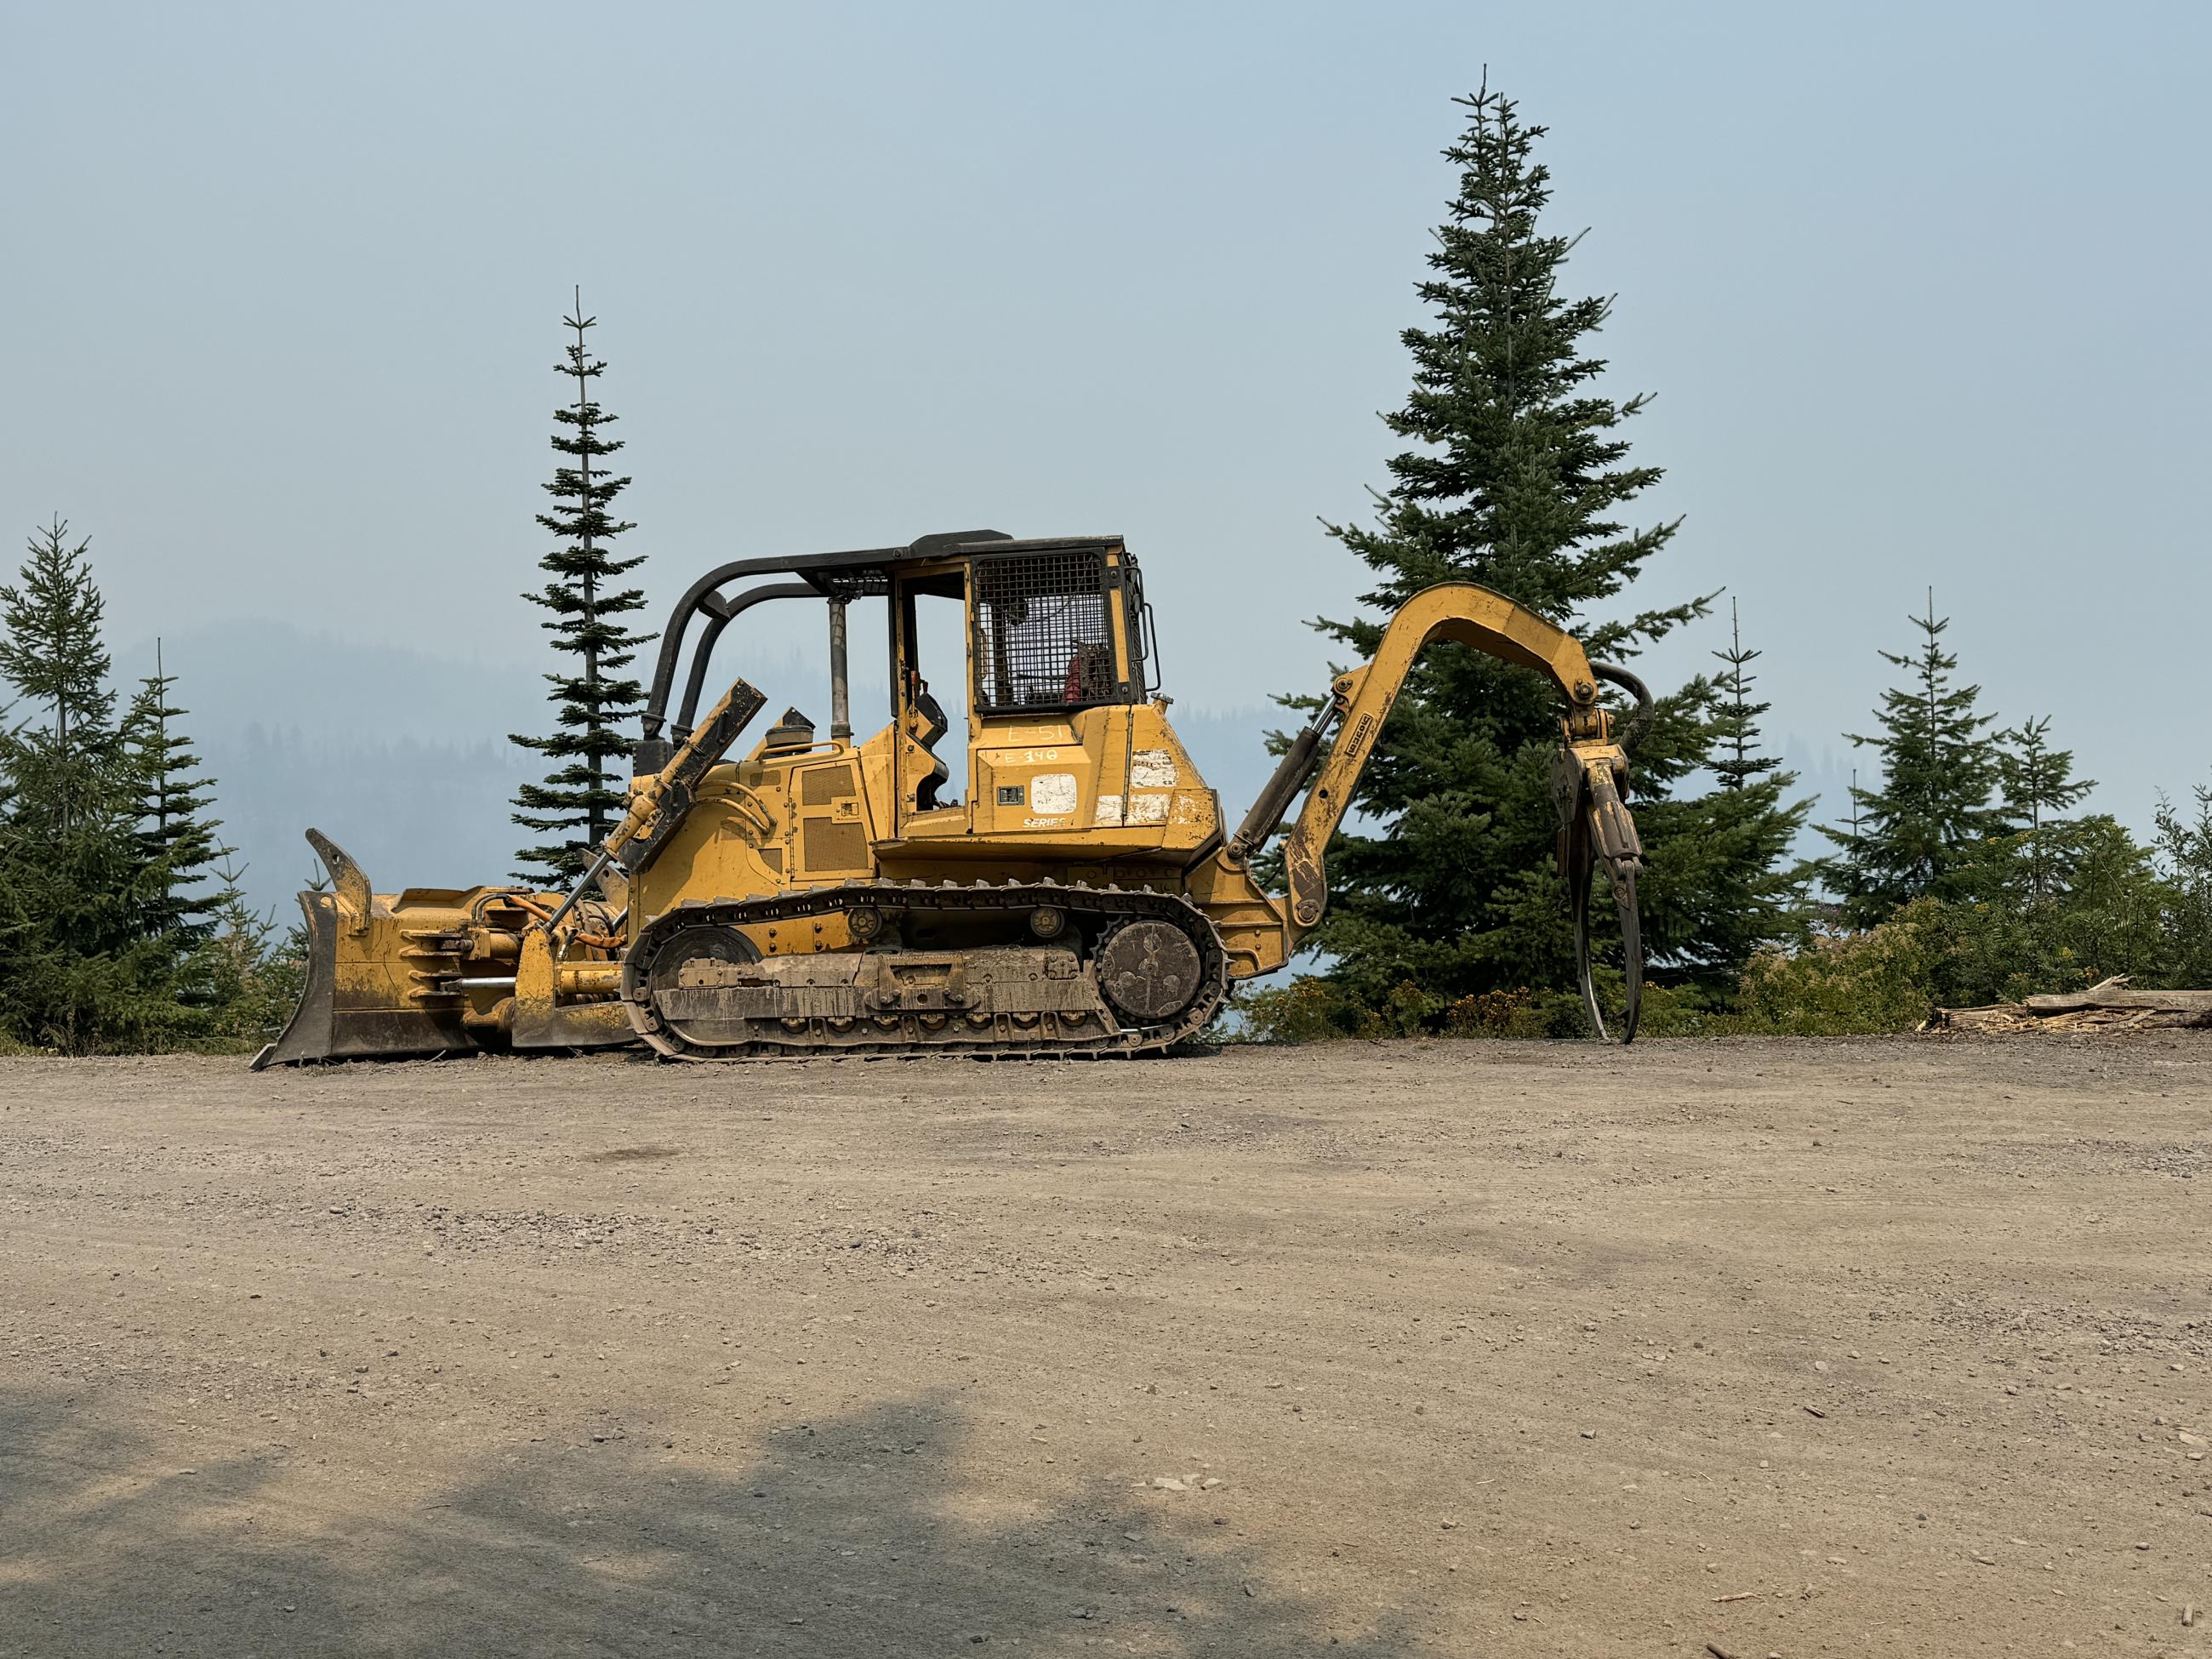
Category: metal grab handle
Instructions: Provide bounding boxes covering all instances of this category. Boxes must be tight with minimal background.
[1590,661,1654,750]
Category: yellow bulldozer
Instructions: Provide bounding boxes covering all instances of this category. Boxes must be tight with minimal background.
[255,531,1650,1068]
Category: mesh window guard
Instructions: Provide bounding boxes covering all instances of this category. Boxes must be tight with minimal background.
[972,550,1119,712]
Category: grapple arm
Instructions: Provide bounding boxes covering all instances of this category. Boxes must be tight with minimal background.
[1242,581,1648,1040]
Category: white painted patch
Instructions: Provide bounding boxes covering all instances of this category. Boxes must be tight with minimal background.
[1172,793,1212,825]
[1127,792,1171,824]
[1131,749,1177,790]
[1093,794,1124,826]
[1029,772,1079,815]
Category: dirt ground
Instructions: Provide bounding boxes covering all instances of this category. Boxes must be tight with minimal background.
[1,1038,2208,1657]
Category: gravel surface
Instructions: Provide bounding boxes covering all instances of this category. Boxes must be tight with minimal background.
[2,1037,2208,1656]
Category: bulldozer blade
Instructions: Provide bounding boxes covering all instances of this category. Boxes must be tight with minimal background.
[253,888,484,1068]
[251,835,502,1070]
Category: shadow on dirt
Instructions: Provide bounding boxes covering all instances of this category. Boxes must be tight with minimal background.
[0,1384,1428,1657]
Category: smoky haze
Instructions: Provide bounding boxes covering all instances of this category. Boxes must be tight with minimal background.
[3,2,2205,913]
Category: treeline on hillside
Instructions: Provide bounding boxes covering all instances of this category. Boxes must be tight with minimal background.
[0,522,298,1053]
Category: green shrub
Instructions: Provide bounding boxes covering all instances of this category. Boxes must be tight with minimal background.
[1230,977,1444,1042]
[1237,976,1655,1041]
[1621,982,1731,1037]
[1726,902,1941,1034]
[1441,986,1551,1037]
[1224,978,1367,1043]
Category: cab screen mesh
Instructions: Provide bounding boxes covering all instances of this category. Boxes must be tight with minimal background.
[972,550,1118,713]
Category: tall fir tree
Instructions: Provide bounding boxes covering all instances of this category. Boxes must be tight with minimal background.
[510,292,654,885]
[1711,600,1780,792]
[0,518,115,834]
[1821,594,2010,926]
[119,639,230,953]
[1290,82,1799,1006]
[0,521,158,1050]
[1669,601,1810,977]
[1995,715,2092,905]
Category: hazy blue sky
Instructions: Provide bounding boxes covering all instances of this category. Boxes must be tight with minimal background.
[5,1,2206,824]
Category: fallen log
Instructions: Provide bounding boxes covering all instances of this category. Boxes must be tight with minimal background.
[1929,998,2211,1034]
[2021,975,2212,1015]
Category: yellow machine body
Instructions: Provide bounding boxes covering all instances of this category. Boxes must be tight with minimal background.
[637,701,1284,981]
[257,532,1645,1066]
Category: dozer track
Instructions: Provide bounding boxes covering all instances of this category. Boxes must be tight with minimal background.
[619,879,1229,1061]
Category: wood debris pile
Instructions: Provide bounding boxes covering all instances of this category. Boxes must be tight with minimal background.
[1930,975,2212,1035]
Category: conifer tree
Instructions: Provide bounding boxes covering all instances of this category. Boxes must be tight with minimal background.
[2155,786,2212,987]
[1936,718,2162,1004]
[119,640,229,951]
[0,518,115,833]
[0,522,282,1051]
[1289,82,1799,1006]
[1821,594,2010,926]
[1711,600,1779,793]
[1668,601,1810,976]
[0,521,148,1049]
[510,292,654,885]
[1996,716,2092,905]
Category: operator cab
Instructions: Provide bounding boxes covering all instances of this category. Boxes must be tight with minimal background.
[891,538,1158,822]
[636,531,1162,839]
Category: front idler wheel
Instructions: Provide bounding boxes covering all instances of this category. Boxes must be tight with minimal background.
[642,922,761,994]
